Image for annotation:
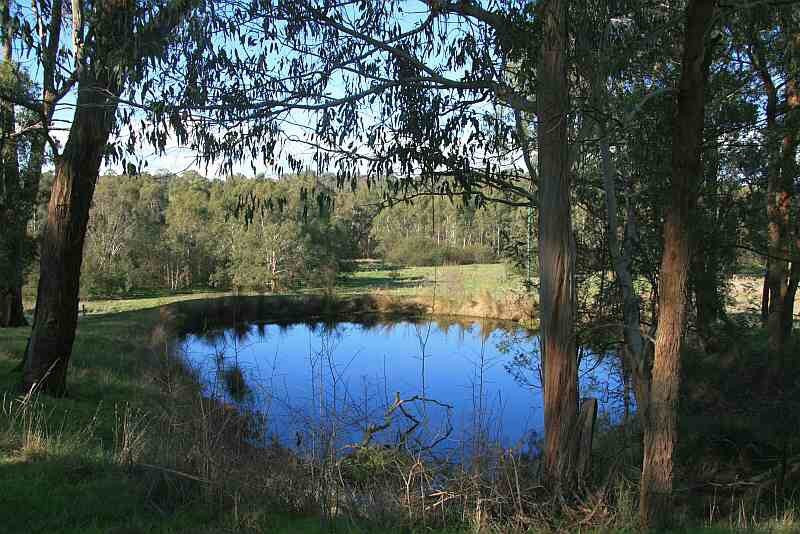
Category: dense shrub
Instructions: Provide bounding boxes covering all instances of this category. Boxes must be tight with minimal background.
[379,236,495,267]
[81,265,128,298]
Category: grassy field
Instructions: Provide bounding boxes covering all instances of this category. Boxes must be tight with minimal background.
[1,263,789,533]
[341,263,523,297]
[2,265,520,533]
[0,299,471,533]
[0,306,216,532]
[21,264,521,319]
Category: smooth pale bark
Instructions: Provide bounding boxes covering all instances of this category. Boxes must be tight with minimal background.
[536,0,579,488]
[586,14,653,431]
[639,0,715,528]
[22,75,119,395]
[597,118,650,425]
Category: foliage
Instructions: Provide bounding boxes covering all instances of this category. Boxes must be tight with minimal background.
[2,0,800,527]
[74,172,525,297]
[0,63,38,290]
[378,236,494,267]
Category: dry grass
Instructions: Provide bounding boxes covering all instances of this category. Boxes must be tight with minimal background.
[7,266,800,532]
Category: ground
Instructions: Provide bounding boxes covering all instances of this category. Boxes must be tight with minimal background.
[2,264,515,534]
[0,264,794,533]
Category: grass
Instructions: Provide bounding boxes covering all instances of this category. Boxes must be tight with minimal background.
[341,263,523,298]
[3,266,520,533]
[0,303,468,533]
[1,263,796,533]
[0,306,224,533]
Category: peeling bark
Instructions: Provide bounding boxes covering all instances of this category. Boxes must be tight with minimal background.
[22,72,120,395]
[639,0,715,528]
[537,0,579,488]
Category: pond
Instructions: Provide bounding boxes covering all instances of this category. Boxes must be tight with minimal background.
[179,318,627,458]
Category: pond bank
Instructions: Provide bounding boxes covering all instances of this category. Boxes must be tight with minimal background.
[6,292,491,532]
[162,291,536,338]
[5,287,789,532]
[2,289,538,533]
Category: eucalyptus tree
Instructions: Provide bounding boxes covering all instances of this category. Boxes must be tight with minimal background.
[184,0,589,488]
[638,0,717,525]
[571,0,720,525]
[0,0,62,327]
[739,6,800,354]
[5,0,219,395]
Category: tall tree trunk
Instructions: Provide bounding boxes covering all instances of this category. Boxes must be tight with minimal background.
[22,75,119,395]
[765,146,793,354]
[586,7,652,432]
[639,0,715,528]
[19,0,194,394]
[597,115,650,425]
[537,0,579,488]
[0,0,26,328]
[692,142,725,340]
[750,27,796,354]
[779,70,799,339]
[0,0,60,329]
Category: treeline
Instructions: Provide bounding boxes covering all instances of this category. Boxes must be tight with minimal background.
[371,194,529,267]
[43,171,525,297]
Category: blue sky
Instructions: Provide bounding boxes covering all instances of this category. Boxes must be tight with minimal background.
[8,0,527,181]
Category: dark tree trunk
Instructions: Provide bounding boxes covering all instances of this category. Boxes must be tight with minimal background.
[537,0,579,488]
[692,143,725,339]
[0,0,26,329]
[754,40,796,354]
[639,0,715,528]
[762,261,770,324]
[765,182,792,355]
[0,286,26,327]
[779,75,798,340]
[21,76,119,396]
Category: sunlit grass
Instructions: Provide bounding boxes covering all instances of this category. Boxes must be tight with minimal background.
[343,262,523,297]
[3,264,796,532]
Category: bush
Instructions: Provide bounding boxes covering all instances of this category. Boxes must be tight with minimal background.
[379,236,495,267]
[81,265,128,298]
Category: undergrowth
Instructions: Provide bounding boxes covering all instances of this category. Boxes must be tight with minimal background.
[1,297,799,533]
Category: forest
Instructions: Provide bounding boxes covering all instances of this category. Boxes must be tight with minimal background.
[53,170,519,296]
[0,0,799,532]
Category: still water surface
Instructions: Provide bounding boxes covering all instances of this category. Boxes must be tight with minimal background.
[180,319,624,456]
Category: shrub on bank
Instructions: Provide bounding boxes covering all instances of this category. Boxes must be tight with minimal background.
[379,236,495,267]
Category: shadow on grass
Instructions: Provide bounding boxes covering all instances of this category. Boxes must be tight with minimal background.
[338,273,428,292]
[0,452,212,534]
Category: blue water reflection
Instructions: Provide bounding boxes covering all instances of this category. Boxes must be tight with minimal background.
[180,320,626,457]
